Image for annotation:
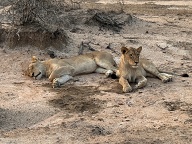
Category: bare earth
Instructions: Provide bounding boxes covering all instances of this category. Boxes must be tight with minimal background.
[0,0,192,144]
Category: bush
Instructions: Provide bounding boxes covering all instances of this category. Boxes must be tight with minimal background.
[4,0,82,27]
[0,0,83,49]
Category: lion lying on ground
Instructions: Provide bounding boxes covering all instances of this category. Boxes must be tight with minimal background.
[27,51,117,88]
[116,46,173,92]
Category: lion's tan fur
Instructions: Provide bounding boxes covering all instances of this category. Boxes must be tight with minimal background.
[117,46,172,92]
[27,51,117,88]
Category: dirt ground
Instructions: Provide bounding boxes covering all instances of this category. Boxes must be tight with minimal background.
[0,0,192,144]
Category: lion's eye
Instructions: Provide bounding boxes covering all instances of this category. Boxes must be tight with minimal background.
[130,54,133,57]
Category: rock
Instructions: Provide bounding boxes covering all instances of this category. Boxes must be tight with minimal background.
[156,42,169,50]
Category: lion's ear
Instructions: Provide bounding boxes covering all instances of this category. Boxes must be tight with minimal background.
[31,56,38,63]
[121,47,128,54]
[137,46,142,53]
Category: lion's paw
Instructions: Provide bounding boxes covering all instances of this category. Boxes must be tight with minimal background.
[105,70,113,78]
[52,78,61,88]
[123,86,132,93]
[162,76,172,83]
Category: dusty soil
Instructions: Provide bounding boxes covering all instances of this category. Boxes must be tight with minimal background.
[0,0,192,143]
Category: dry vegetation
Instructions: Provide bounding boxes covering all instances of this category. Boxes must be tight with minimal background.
[0,0,78,49]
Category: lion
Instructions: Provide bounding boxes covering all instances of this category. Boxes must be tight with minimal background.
[116,46,173,92]
[27,51,117,88]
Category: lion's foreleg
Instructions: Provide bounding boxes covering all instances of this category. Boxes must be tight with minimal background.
[134,76,147,90]
[52,75,73,88]
[119,76,132,92]
[48,66,75,82]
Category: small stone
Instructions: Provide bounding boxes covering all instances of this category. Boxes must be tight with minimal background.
[156,42,169,50]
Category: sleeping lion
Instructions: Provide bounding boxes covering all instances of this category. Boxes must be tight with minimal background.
[27,51,117,88]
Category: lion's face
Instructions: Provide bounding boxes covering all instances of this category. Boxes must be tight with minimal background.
[27,56,44,80]
[121,46,142,68]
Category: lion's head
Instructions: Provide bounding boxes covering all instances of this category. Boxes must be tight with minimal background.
[121,46,142,68]
[27,56,45,80]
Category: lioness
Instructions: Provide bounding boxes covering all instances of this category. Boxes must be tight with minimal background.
[117,46,173,92]
[27,51,117,88]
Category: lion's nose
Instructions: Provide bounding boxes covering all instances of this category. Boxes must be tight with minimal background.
[135,62,139,65]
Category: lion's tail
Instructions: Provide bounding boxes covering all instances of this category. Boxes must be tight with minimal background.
[159,70,189,77]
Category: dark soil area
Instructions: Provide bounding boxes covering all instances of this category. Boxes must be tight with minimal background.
[49,85,105,114]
